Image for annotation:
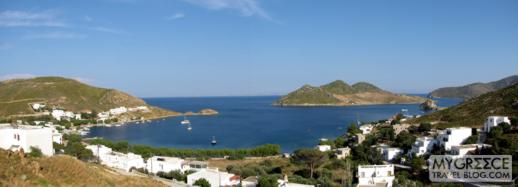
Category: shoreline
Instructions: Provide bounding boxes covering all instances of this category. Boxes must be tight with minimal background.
[272,101,425,107]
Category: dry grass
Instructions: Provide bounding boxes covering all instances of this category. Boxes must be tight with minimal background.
[207,156,285,170]
[0,150,167,187]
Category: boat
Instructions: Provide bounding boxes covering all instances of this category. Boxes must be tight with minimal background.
[211,136,217,145]
[187,126,192,131]
[180,116,191,125]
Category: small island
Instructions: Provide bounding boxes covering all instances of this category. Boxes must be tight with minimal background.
[274,80,426,106]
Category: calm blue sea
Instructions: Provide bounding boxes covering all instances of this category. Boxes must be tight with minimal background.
[85,95,461,152]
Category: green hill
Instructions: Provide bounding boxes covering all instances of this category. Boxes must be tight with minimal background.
[0,77,178,118]
[429,75,518,99]
[274,80,425,106]
[416,83,518,127]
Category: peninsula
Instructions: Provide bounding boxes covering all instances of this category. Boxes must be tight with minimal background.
[274,80,426,106]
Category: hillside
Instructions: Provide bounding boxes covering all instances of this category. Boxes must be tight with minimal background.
[274,80,426,106]
[429,75,518,99]
[0,150,167,186]
[0,77,179,118]
[416,83,518,127]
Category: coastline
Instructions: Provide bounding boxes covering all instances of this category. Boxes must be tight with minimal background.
[272,101,425,107]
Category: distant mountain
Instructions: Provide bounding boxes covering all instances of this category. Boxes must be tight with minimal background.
[417,83,518,127]
[274,80,426,106]
[0,76,179,118]
[429,75,518,99]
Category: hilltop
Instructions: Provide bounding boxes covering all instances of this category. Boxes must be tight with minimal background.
[0,77,180,118]
[429,75,518,99]
[274,80,426,106]
[0,149,167,186]
[416,83,518,127]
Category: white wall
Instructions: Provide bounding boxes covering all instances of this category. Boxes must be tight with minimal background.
[0,125,54,156]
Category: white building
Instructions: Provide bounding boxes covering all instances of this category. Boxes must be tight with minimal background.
[128,106,150,112]
[86,144,145,172]
[0,124,54,156]
[31,103,46,110]
[437,127,472,151]
[97,112,110,121]
[334,147,351,159]
[316,145,331,152]
[278,175,315,187]
[187,168,240,187]
[484,116,511,132]
[357,165,395,187]
[146,156,185,174]
[380,147,403,161]
[359,125,373,135]
[51,109,66,121]
[409,137,436,157]
[109,107,128,115]
[450,144,491,156]
[182,160,209,171]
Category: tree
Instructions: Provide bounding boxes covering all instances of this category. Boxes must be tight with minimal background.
[291,149,328,179]
[378,126,395,141]
[347,123,361,135]
[497,122,511,133]
[258,175,279,187]
[28,146,43,157]
[411,156,425,175]
[193,178,211,187]
[394,131,416,151]
[488,126,503,139]
[418,123,431,133]
[463,135,478,144]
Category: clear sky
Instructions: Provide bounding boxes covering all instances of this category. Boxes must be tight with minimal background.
[1,0,517,97]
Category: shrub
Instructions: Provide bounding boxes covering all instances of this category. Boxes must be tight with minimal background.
[29,146,43,157]
[193,178,211,187]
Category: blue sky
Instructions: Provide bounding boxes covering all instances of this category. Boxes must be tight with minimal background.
[1,0,517,97]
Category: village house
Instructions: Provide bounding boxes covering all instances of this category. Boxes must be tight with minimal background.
[187,168,240,187]
[436,127,472,151]
[359,124,373,135]
[31,103,46,111]
[408,136,436,157]
[380,147,403,161]
[146,156,185,174]
[97,112,110,121]
[241,176,258,187]
[182,160,209,171]
[0,124,54,156]
[334,147,351,159]
[128,106,150,112]
[109,107,128,115]
[316,145,331,152]
[86,144,145,172]
[484,116,511,132]
[278,175,315,187]
[450,144,491,156]
[357,164,395,187]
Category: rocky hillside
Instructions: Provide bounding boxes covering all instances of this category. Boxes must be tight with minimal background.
[417,83,518,127]
[429,75,518,99]
[0,150,167,186]
[0,77,179,117]
[274,80,426,106]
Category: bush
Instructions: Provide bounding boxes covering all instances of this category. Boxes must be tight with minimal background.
[258,175,279,187]
[193,178,211,187]
[29,146,43,157]
[498,122,511,133]
[463,135,478,144]
[418,123,431,133]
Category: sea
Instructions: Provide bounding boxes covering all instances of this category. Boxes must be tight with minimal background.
[85,95,462,152]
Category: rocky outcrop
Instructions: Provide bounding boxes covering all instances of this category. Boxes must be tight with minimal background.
[420,99,438,111]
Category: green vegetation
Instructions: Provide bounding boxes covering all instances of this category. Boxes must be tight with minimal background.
[429,75,518,99]
[258,175,279,187]
[274,80,425,106]
[193,178,211,187]
[291,149,328,179]
[86,138,280,159]
[416,84,518,127]
[28,146,43,158]
[156,170,195,182]
[62,134,94,161]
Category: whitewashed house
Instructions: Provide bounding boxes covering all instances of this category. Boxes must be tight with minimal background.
[97,112,110,121]
[146,156,185,174]
[334,147,351,159]
[128,106,150,112]
[278,175,315,187]
[86,144,145,172]
[242,176,258,187]
[409,137,436,157]
[0,124,54,156]
[484,116,511,132]
[450,144,491,156]
[380,147,403,161]
[109,107,128,115]
[357,165,395,187]
[51,109,66,121]
[187,168,240,187]
[182,161,209,171]
[437,127,472,151]
[359,125,373,135]
[31,103,46,111]
[316,145,331,152]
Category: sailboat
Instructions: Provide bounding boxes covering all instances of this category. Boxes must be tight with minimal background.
[180,115,191,125]
[211,136,217,145]
[187,125,192,131]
